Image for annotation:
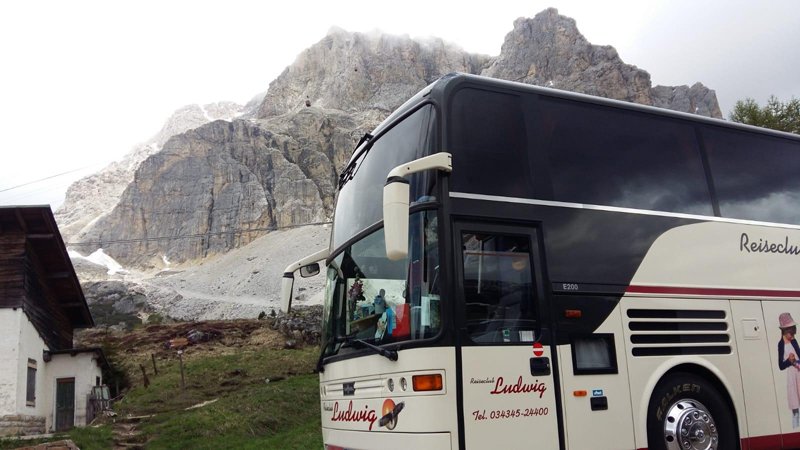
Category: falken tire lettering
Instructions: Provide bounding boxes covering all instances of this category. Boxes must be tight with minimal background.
[656,383,701,421]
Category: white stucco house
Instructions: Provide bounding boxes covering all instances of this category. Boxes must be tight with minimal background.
[0,206,108,436]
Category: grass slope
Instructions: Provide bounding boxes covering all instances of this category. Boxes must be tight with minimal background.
[1,320,323,450]
[121,348,321,449]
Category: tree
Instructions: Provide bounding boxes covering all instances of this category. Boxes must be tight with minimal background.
[729,95,800,134]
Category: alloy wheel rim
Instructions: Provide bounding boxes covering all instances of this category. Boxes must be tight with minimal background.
[663,399,718,450]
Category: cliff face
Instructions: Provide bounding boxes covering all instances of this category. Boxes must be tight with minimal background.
[56,102,253,240]
[257,28,489,118]
[651,83,722,118]
[256,9,723,121]
[75,109,361,266]
[482,11,653,103]
[66,8,723,266]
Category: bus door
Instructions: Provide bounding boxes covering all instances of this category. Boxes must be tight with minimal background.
[453,222,561,449]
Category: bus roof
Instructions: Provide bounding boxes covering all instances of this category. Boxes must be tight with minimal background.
[425,73,800,142]
[348,72,798,173]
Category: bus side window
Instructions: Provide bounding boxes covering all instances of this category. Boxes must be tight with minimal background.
[702,126,800,224]
[537,96,712,215]
[461,232,538,344]
[450,88,533,198]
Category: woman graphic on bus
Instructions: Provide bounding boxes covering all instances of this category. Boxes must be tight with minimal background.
[778,312,800,428]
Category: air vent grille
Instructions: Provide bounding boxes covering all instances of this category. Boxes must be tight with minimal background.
[627,309,731,357]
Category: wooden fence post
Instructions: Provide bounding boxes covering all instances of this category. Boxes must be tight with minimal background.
[139,364,150,388]
[178,350,186,391]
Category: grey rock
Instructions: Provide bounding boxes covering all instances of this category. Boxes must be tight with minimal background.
[482,9,653,105]
[258,28,489,118]
[479,9,721,118]
[75,115,357,265]
[56,101,251,242]
[187,329,212,343]
[651,83,722,118]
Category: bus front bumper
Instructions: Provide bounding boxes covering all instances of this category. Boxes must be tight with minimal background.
[323,428,452,450]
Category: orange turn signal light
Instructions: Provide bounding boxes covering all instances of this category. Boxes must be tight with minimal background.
[573,390,588,397]
[412,374,443,392]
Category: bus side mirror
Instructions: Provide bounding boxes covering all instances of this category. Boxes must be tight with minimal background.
[280,273,295,313]
[383,152,452,261]
[384,179,410,261]
[300,263,320,278]
[280,248,330,313]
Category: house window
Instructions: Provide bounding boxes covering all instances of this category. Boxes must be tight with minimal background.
[26,359,36,407]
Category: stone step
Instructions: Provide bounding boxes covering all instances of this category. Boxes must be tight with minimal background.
[12,439,79,450]
[114,414,154,425]
[112,443,145,450]
[113,423,138,432]
[113,433,147,444]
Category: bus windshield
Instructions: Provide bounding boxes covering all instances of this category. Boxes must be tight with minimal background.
[331,104,437,251]
[323,210,440,356]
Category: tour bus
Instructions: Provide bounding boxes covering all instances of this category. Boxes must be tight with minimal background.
[281,73,800,450]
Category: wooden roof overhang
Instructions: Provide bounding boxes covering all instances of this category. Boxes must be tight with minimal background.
[0,206,94,328]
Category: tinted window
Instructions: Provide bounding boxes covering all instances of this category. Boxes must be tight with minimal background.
[450,88,532,197]
[702,126,800,224]
[461,232,537,343]
[333,105,437,249]
[537,97,712,215]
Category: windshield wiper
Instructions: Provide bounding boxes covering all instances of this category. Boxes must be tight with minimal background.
[340,333,398,362]
[337,133,373,189]
[350,338,399,362]
[354,132,373,151]
[315,333,398,372]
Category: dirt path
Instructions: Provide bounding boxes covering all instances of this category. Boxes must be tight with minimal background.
[112,416,150,450]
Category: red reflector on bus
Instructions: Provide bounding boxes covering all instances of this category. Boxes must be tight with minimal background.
[412,374,443,391]
[564,309,582,319]
[573,390,588,397]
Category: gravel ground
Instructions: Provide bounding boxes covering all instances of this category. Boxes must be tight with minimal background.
[74,225,331,323]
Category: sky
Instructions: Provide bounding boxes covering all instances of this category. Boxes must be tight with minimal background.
[1,0,798,208]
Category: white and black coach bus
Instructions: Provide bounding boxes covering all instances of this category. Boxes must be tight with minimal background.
[281,73,800,450]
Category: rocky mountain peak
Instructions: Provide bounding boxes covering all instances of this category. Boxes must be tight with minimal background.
[256,28,489,118]
[482,8,652,105]
[481,8,719,117]
[152,102,248,147]
[257,8,720,123]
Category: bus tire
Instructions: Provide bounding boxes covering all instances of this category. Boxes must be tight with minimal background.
[646,372,738,450]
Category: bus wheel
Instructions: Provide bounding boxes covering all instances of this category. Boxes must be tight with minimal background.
[646,372,737,450]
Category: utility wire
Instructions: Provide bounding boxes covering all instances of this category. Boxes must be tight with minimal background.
[0,166,97,193]
[66,221,332,247]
